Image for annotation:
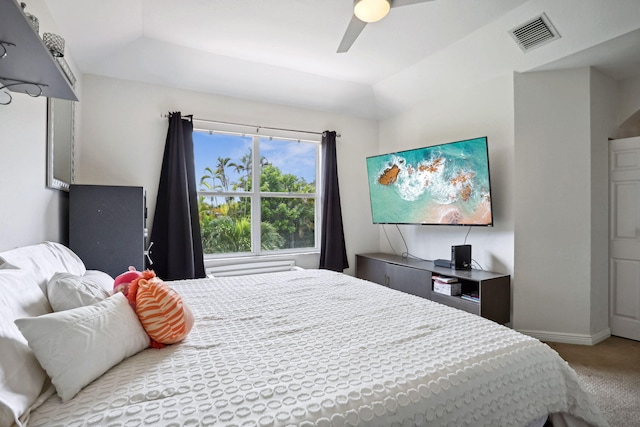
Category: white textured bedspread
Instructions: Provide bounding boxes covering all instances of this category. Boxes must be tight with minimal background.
[28,269,607,427]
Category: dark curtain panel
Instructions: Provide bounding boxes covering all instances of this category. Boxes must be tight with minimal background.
[319,131,349,272]
[149,112,205,280]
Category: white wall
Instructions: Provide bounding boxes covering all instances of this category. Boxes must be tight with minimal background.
[616,75,640,137]
[617,74,640,128]
[378,74,515,276]
[0,0,80,252]
[590,70,619,336]
[514,69,591,338]
[77,75,380,275]
[513,67,614,343]
[0,95,65,250]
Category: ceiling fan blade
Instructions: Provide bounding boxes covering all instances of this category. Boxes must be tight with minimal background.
[390,0,434,8]
[337,15,367,53]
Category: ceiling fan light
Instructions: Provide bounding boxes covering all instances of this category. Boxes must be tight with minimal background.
[354,0,391,23]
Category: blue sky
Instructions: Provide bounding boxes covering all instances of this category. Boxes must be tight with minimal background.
[193,132,317,189]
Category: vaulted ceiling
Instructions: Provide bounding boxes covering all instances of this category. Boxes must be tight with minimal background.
[45,0,640,119]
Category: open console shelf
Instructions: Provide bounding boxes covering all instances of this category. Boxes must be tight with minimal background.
[356,252,510,324]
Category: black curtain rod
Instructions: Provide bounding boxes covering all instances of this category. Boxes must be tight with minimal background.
[162,113,340,138]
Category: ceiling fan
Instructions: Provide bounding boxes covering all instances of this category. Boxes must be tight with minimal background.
[337,0,435,53]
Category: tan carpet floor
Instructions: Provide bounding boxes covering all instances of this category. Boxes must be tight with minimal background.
[546,336,640,427]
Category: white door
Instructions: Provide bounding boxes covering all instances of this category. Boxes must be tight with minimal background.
[610,137,640,341]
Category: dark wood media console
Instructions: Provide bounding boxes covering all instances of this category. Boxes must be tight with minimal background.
[356,253,510,324]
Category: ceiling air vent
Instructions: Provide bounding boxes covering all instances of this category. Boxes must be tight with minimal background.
[509,13,560,52]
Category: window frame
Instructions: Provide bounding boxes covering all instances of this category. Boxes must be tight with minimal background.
[194,129,322,259]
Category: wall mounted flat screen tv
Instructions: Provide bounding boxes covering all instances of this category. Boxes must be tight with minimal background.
[366,136,493,226]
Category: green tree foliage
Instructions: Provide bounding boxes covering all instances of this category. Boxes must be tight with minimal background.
[260,164,315,249]
[198,155,315,254]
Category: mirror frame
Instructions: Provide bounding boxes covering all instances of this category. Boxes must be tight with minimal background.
[46,57,76,191]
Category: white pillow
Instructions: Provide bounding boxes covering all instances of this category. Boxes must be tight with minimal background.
[47,272,111,312]
[0,270,53,427]
[83,270,115,293]
[15,293,150,402]
[0,242,86,295]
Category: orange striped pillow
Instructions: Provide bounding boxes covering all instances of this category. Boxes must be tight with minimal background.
[133,276,194,347]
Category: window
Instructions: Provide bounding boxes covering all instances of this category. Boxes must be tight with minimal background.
[193,131,320,257]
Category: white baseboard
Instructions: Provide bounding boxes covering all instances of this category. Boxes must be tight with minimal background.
[516,328,611,345]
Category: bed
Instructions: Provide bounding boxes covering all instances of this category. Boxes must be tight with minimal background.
[0,242,608,427]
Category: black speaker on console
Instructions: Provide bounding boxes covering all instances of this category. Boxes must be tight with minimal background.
[451,244,471,270]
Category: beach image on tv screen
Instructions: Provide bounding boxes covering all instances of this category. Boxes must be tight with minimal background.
[366,137,493,225]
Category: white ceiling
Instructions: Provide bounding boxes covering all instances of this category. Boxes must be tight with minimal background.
[44,0,640,119]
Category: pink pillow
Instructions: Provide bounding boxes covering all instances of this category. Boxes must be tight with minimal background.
[113,267,142,296]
